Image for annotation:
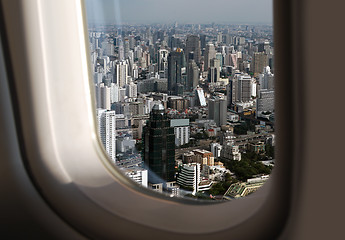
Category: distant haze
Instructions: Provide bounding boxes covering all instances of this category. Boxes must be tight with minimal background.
[85,0,273,25]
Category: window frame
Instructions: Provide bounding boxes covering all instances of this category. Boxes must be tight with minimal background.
[0,0,294,239]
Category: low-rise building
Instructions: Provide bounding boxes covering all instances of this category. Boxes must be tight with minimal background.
[183,151,196,163]
[221,143,241,161]
[223,175,269,200]
[248,141,265,153]
[123,167,148,188]
[193,149,214,166]
[116,135,136,153]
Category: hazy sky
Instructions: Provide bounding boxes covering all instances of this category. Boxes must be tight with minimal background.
[85,0,273,25]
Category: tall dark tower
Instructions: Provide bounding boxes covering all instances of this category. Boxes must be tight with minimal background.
[185,35,201,66]
[143,103,175,183]
[168,49,185,95]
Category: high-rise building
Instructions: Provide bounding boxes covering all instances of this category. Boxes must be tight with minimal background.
[167,49,185,95]
[143,104,175,183]
[229,53,238,69]
[217,32,223,44]
[158,49,169,77]
[96,109,116,162]
[185,35,201,66]
[215,52,223,68]
[114,60,128,87]
[258,41,270,53]
[95,83,111,110]
[187,59,199,90]
[208,58,220,83]
[118,42,124,60]
[256,89,275,119]
[258,66,274,90]
[124,38,130,59]
[101,39,114,56]
[194,87,207,107]
[208,98,227,127]
[253,52,268,77]
[204,43,216,70]
[200,34,206,49]
[125,81,137,98]
[231,73,253,104]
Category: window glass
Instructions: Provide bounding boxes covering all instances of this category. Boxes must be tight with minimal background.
[85,0,274,201]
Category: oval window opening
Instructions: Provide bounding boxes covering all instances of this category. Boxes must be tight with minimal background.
[85,0,274,202]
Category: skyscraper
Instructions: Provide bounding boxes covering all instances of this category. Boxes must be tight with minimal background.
[230,73,253,104]
[143,103,175,183]
[96,109,116,162]
[187,59,199,90]
[208,98,227,127]
[253,52,268,77]
[185,35,201,66]
[258,66,274,90]
[124,38,130,59]
[95,83,111,110]
[114,60,128,87]
[158,49,169,77]
[204,43,216,70]
[167,49,185,95]
[208,58,220,83]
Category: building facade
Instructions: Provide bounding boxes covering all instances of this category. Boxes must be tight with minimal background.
[170,119,190,146]
[208,98,227,127]
[143,104,176,183]
[167,50,185,95]
[96,109,116,162]
[177,163,201,195]
[185,35,201,66]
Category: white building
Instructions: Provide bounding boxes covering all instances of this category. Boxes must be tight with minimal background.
[125,81,138,98]
[170,119,190,146]
[96,109,116,162]
[177,163,201,195]
[194,87,207,107]
[158,49,169,74]
[123,168,148,188]
[115,60,129,87]
[110,83,119,103]
[210,143,222,158]
[258,66,274,90]
[230,73,253,104]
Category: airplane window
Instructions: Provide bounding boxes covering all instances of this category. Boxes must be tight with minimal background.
[85,0,274,201]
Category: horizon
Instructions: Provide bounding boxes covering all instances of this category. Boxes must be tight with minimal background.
[85,0,273,26]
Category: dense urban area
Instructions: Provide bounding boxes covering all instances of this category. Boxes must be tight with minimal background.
[90,22,275,201]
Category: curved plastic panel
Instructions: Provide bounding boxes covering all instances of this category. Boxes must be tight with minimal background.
[1,0,291,239]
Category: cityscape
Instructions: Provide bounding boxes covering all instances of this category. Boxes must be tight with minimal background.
[89,20,274,201]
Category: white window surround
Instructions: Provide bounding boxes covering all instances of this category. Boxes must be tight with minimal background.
[1,0,292,239]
